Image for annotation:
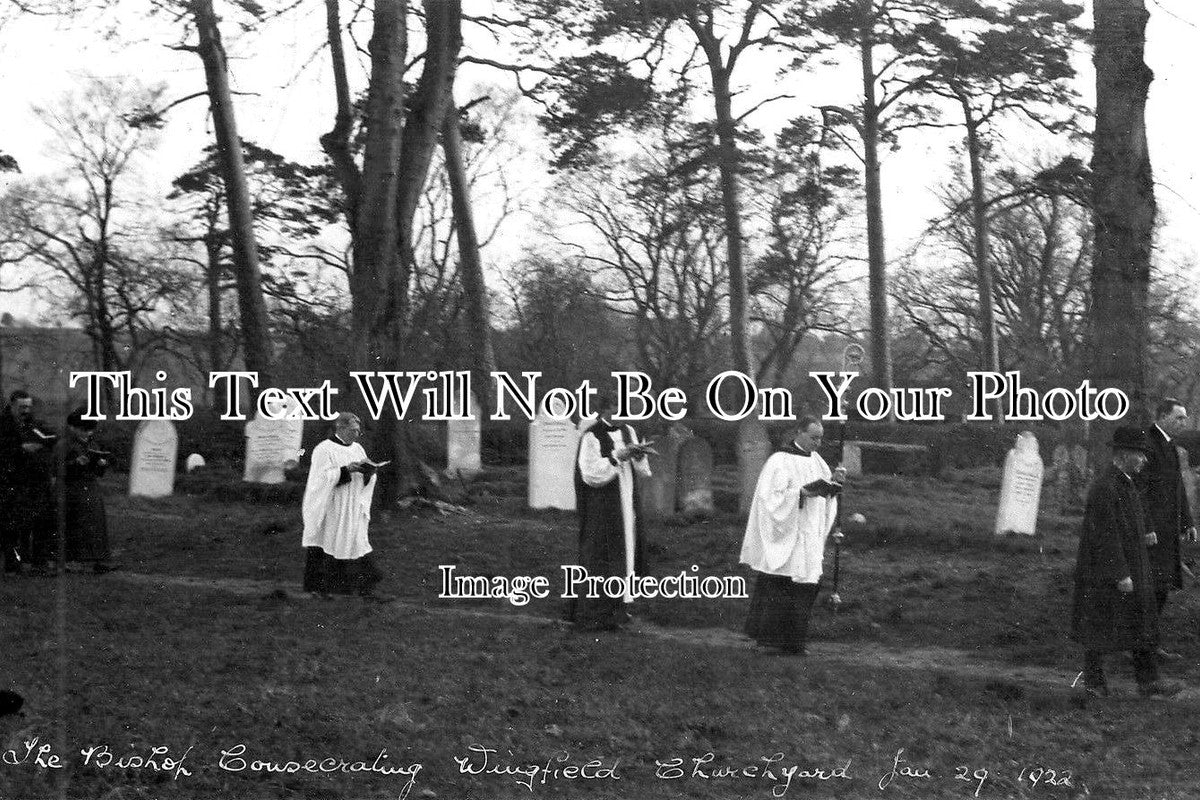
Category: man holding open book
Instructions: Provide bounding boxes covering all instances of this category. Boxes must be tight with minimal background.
[0,390,57,575]
[740,417,846,655]
[301,412,391,601]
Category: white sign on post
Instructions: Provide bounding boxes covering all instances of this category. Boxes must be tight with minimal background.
[243,397,304,484]
[994,431,1044,536]
[528,400,580,510]
[129,419,179,498]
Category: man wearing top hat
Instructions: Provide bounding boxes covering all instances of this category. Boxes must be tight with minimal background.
[1071,426,1177,698]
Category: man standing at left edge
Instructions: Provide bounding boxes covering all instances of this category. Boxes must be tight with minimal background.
[0,391,56,575]
[301,412,392,602]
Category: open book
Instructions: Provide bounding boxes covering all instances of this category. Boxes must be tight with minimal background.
[803,478,844,498]
[363,459,391,468]
[625,438,659,457]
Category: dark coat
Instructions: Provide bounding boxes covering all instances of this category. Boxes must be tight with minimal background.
[1071,465,1158,652]
[55,435,111,563]
[0,408,56,564]
[1138,426,1193,591]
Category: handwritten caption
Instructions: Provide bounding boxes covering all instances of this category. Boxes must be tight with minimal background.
[4,738,1077,797]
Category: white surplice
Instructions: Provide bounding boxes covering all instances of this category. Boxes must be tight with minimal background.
[739,449,838,584]
[301,437,377,560]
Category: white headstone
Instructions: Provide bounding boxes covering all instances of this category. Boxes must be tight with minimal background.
[994,431,1044,536]
[446,391,482,480]
[243,396,305,484]
[528,408,580,510]
[185,453,206,473]
[129,419,179,497]
[842,441,864,478]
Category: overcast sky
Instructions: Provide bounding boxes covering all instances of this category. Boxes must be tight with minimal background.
[1,0,1197,319]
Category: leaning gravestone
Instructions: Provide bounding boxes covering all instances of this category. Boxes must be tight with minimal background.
[528,407,580,511]
[994,431,1044,536]
[677,436,715,516]
[129,419,179,498]
[446,391,482,480]
[737,419,772,515]
[243,397,304,484]
[639,423,691,519]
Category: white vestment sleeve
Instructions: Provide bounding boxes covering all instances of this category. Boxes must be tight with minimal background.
[301,443,342,548]
[579,430,620,487]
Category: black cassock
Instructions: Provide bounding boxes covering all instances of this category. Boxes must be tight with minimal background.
[0,409,56,570]
[1071,465,1158,653]
[566,421,647,631]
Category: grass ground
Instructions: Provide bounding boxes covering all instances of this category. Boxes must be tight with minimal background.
[3,465,1200,798]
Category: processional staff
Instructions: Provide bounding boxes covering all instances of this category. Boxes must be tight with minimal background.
[829,343,865,608]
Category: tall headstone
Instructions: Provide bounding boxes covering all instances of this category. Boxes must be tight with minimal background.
[677,436,715,517]
[528,408,580,511]
[129,419,179,498]
[446,391,482,480]
[994,431,1044,536]
[842,441,864,478]
[243,397,305,484]
[737,419,772,514]
[639,423,691,519]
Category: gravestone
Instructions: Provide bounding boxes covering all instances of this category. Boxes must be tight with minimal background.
[1070,445,1089,501]
[446,391,482,480]
[994,431,1044,536]
[528,408,580,511]
[737,419,772,515]
[243,397,305,484]
[639,423,691,519]
[677,436,715,516]
[185,453,206,473]
[842,441,863,478]
[129,419,178,498]
[1179,446,1198,521]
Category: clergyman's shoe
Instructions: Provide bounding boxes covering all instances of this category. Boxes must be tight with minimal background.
[1137,679,1183,698]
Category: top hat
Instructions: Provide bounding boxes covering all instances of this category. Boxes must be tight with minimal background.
[1109,426,1152,454]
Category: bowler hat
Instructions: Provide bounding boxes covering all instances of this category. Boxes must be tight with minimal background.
[1109,426,1152,454]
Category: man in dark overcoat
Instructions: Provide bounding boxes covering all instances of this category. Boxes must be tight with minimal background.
[1071,426,1177,698]
[1138,399,1195,658]
[0,390,56,574]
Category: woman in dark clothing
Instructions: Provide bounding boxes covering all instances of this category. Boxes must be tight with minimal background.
[54,409,116,574]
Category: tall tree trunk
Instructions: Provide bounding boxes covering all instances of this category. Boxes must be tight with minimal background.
[964,112,999,376]
[205,234,224,375]
[1090,0,1154,435]
[859,25,894,392]
[191,0,273,387]
[443,99,497,415]
[394,0,462,311]
[1090,0,1153,403]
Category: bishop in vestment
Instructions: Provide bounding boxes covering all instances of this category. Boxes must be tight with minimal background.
[740,418,844,655]
[568,395,651,631]
[301,413,388,601]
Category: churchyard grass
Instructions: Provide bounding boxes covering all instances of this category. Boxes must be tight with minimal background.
[4,466,1200,797]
